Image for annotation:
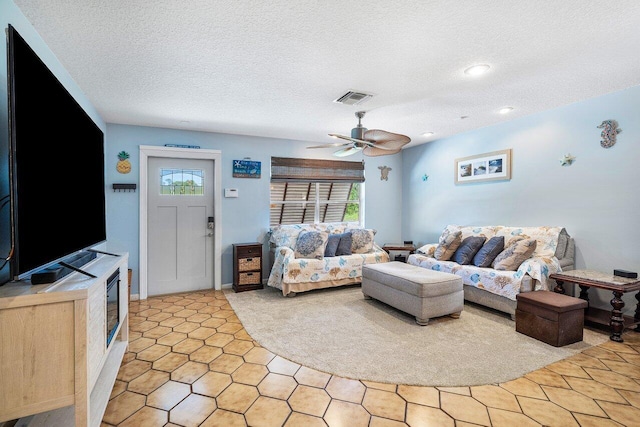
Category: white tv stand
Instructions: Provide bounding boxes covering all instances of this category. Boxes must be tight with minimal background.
[0,252,129,427]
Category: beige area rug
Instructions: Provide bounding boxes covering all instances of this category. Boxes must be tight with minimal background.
[225,285,609,386]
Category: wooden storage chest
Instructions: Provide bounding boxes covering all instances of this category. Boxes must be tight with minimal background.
[516,291,587,347]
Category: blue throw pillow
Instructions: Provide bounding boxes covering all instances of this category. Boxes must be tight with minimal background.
[452,236,486,265]
[472,236,505,268]
[335,232,352,256]
[325,234,341,257]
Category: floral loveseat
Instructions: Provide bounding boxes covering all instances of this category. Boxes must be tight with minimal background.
[267,222,389,296]
[408,225,574,319]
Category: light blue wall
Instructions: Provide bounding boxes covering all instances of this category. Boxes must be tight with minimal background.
[106,124,403,293]
[0,0,106,284]
[402,85,640,314]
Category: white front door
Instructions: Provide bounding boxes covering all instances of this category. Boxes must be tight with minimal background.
[147,157,215,296]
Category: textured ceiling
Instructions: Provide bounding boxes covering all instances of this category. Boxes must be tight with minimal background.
[13,0,640,149]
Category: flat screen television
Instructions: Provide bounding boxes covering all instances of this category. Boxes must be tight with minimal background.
[6,25,106,280]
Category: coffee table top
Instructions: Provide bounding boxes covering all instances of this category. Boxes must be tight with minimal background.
[551,269,640,291]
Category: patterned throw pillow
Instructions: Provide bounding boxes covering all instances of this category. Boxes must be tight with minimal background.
[473,236,505,267]
[434,229,462,261]
[504,235,525,247]
[335,232,353,256]
[492,238,537,271]
[294,230,329,259]
[451,236,486,265]
[346,228,376,254]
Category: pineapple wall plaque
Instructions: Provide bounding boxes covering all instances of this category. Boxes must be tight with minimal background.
[117,151,132,174]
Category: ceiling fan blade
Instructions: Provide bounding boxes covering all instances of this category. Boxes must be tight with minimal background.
[364,143,397,150]
[362,146,402,157]
[307,142,351,149]
[328,133,366,144]
[333,146,362,157]
[329,133,387,147]
[361,129,411,156]
[364,129,411,145]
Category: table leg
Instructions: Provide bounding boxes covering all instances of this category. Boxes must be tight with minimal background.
[579,285,590,306]
[553,279,565,294]
[635,291,640,332]
[610,291,625,342]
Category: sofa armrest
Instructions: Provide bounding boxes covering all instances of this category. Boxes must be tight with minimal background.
[416,243,437,257]
[276,246,295,263]
[517,256,562,291]
[267,246,296,290]
[372,243,386,254]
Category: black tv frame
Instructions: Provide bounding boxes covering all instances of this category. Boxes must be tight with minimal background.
[6,24,107,282]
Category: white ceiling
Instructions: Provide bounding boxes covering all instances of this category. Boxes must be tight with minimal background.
[13,0,640,149]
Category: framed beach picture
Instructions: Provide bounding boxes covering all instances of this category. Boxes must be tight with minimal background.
[454,149,511,184]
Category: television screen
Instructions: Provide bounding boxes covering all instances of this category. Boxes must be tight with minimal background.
[8,25,106,278]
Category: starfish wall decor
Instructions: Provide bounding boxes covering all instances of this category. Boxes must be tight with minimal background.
[560,153,576,166]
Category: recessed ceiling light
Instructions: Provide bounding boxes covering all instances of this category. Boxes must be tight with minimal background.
[464,64,490,76]
[499,107,514,114]
[422,132,434,137]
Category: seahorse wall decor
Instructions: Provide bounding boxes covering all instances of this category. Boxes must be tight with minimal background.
[597,120,621,148]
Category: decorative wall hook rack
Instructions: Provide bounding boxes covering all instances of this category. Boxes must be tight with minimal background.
[112,183,137,192]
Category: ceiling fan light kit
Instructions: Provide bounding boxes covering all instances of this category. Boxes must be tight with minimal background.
[308,111,411,157]
[464,64,491,76]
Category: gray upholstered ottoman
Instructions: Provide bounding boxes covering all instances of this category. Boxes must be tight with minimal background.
[362,262,464,325]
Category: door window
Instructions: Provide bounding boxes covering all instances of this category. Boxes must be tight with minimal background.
[160,168,204,195]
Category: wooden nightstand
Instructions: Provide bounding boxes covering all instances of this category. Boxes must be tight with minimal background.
[233,243,263,292]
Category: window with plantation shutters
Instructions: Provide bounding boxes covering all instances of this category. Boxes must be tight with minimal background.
[270,157,364,226]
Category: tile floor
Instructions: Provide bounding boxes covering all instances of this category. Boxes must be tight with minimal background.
[102,289,640,426]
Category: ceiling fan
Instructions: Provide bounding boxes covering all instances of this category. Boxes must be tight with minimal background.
[308,111,411,157]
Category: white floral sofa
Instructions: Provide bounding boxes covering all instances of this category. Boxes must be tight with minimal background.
[408,225,574,319]
[267,222,389,296]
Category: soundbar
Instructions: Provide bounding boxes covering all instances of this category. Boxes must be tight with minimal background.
[30,251,98,285]
[31,266,64,285]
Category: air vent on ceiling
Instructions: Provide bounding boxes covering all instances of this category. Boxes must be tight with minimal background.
[333,90,374,106]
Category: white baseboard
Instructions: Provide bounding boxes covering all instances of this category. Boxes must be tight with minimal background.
[130,293,140,301]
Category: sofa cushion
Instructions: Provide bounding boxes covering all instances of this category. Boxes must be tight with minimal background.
[434,229,462,261]
[452,236,486,265]
[347,228,376,254]
[495,226,565,258]
[492,238,537,271]
[295,230,329,259]
[335,232,353,256]
[324,234,341,257]
[472,236,505,267]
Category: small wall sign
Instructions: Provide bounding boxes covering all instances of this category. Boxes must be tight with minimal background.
[233,160,261,178]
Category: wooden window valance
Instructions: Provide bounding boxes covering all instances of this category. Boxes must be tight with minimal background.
[270,157,365,182]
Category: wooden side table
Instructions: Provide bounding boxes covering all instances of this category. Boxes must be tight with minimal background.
[550,270,640,342]
[233,243,263,292]
[382,243,416,263]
